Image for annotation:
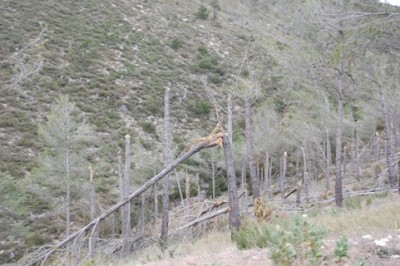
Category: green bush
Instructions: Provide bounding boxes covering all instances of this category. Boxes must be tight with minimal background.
[139,122,156,134]
[233,214,326,266]
[209,74,223,85]
[334,235,349,259]
[198,45,209,56]
[192,100,211,116]
[170,37,182,50]
[195,5,209,20]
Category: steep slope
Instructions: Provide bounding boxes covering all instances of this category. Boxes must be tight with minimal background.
[0,0,285,263]
[1,0,266,177]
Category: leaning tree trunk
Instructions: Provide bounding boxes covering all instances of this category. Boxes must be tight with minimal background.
[245,97,260,200]
[25,130,225,265]
[161,87,171,247]
[223,135,241,230]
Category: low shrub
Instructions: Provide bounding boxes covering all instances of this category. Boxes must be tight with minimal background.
[233,214,326,266]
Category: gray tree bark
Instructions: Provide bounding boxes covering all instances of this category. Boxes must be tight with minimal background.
[161,87,171,246]
[279,152,287,201]
[378,85,396,186]
[335,62,344,207]
[121,135,132,237]
[245,97,260,200]
[222,135,240,230]
[264,151,271,197]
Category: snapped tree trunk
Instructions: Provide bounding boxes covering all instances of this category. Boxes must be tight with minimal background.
[245,97,260,200]
[121,135,132,237]
[223,135,241,230]
[26,131,224,265]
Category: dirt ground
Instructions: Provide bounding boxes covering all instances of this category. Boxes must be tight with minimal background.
[137,248,271,266]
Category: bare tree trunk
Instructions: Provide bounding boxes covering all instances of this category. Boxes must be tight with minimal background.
[185,173,191,207]
[211,149,216,199]
[264,151,271,197]
[355,125,360,181]
[118,150,126,231]
[245,97,260,200]
[88,165,96,256]
[153,183,158,218]
[301,145,309,202]
[161,87,171,246]
[227,94,233,146]
[378,85,396,186]
[279,152,287,201]
[121,135,132,237]
[241,161,246,191]
[375,132,381,179]
[326,130,331,190]
[335,75,344,207]
[174,170,185,208]
[140,193,145,236]
[65,146,71,238]
[222,136,240,230]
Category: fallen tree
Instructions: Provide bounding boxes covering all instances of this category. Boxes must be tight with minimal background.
[20,126,225,266]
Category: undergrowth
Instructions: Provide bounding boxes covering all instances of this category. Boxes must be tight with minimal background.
[233,214,326,266]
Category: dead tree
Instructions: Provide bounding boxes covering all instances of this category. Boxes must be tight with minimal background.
[22,126,225,265]
[223,134,241,230]
[161,87,171,247]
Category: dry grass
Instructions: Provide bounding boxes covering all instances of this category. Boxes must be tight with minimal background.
[118,229,235,266]
[310,193,400,237]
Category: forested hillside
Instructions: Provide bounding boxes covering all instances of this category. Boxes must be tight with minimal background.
[1,0,400,265]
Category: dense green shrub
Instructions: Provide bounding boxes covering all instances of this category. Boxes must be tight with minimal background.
[139,122,156,134]
[192,100,211,116]
[198,57,218,70]
[170,37,182,50]
[335,235,349,259]
[233,214,326,266]
[195,5,209,20]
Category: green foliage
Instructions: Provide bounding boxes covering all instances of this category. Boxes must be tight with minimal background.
[233,214,326,265]
[210,0,221,11]
[170,38,182,50]
[198,45,209,56]
[195,5,209,20]
[192,100,211,116]
[334,235,350,259]
[0,171,27,214]
[198,57,218,70]
[209,74,223,84]
[139,121,156,134]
